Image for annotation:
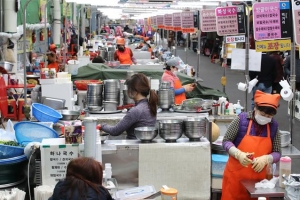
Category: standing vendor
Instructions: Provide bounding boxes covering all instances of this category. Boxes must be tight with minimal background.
[46,52,59,72]
[114,38,134,65]
[221,90,281,200]
[99,73,158,139]
[161,58,195,105]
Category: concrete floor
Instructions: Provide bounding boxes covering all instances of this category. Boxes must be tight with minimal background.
[176,48,299,200]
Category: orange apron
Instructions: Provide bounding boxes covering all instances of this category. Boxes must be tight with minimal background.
[116,48,133,65]
[174,79,186,105]
[47,62,59,72]
[221,120,272,200]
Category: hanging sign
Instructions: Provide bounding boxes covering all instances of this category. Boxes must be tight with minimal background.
[225,35,246,43]
[164,14,173,30]
[253,2,291,41]
[292,0,300,45]
[255,39,291,52]
[41,144,79,186]
[194,11,199,28]
[200,9,217,32]
[157,15,164,29]
[173,13,182,31]
[215,6,239,36]
[236,4,246,34]
[181,11,195,33]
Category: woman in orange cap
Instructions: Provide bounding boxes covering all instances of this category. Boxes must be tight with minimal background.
[221,90,281,200]
[114,38,134,65]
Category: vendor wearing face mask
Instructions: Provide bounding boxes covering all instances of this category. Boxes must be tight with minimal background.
[114,38,134,65]
[221,90,281,200]
[161,58,195,105]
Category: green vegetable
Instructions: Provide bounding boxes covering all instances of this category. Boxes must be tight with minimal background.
[0,140,20,146]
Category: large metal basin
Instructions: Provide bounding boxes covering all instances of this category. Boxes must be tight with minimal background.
[134,127,158,143]
[159,120,183,142]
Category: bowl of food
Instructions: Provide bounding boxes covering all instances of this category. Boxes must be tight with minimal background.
[134,127,158,143]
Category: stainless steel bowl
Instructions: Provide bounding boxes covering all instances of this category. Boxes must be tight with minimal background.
[280,130,291,147]
[159,120,183,142]
[103,101,118,111]
[134,127,158,143]
[88,106,103,111]
[0,61,13,72]
[57,110,80,120]
[100,133,109,144]
[183,117,207,141]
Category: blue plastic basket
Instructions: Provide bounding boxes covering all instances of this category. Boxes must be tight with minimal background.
[14,121,59,146]
[0,145,24,159]
[32,103,62,123]
[0,154,27,165]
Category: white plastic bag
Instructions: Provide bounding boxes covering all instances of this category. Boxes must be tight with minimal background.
[0,119,16,141]
[255,177,279,189]
[284,174,300,200]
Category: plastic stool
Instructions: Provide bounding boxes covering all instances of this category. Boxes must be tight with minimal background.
[7,99,18,121]
[18,99,25,121]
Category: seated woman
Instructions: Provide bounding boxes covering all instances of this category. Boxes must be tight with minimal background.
[48,157,113,200]
[100,73,158,139]
[92,56,106,63]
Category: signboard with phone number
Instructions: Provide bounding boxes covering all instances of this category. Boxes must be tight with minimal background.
[292,0,300,45]
[253,1,291,41]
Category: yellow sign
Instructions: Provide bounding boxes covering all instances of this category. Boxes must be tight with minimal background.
[62,2,71,17]
[255,39,291,52]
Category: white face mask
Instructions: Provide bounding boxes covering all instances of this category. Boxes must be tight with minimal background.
[255,114,272,125]
[173,71,178,76]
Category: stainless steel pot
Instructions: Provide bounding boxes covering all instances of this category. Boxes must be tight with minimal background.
[86,96,102,106]
[0,61,13,72]
[280,130,291,147]
[158,89,174,109]
[87,84,103,96]
[103,101,118,111]
[160,81,171,89]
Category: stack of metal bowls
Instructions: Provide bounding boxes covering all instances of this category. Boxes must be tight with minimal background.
[158,81,174,110]
[86,83,103,110]
[159,120,183,142]
[104,79,120,105]
[183,117,207,141]
[123,85,135,105]
[134,127,158,143]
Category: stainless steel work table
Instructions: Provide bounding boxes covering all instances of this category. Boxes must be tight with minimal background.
[241,180,285,198]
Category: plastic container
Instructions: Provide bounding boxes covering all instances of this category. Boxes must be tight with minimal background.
[0,145,24,159]
[115,185,156,200]
[32,103,62,123]
[14,121,59,145]
[161,187,178,200]
[279,156,292,188]
[235,100,242,115]
[212,154,229,177]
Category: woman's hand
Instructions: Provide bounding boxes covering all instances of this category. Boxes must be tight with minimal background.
[183,84,195,92]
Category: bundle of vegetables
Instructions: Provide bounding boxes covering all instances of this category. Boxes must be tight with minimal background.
[0,140,19,146]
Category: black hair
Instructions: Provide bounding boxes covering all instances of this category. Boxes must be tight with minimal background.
[255,104,277,116]
[92,56,105,63]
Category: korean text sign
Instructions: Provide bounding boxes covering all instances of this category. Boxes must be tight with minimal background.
[157,15,164,29]
[181,12,195,33]
[255,39,292,52]
[173,13,182,31]
[164,14,173,30]
[253,2,291,40]
[200,9,217,32]
[41,144,79,186]
[215,7,239,36]
[292,0,300,45]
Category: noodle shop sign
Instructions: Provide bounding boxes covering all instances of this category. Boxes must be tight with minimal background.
[253,1,291,40]
[255,39,291,52]
[215,6,239,36]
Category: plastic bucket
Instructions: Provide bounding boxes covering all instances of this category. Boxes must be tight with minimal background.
[67,60,80,75]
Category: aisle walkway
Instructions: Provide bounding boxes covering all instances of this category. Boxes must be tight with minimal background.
[175,49,300,174]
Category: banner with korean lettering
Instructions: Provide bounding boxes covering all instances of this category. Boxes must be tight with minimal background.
[255,39,291,52]
[253,2,291,41]
[157,15,164,29]
[173,13,182,31]
[215,7,239,36]
[164,14,173,30]
[292,0,300,45]
[236,4,246,34]
[181,12,195,33]
[200,9,217,32]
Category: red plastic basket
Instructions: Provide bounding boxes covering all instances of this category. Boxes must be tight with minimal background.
[74,80,103,90]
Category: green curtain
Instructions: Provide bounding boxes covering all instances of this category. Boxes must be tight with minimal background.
[17,0,41,26]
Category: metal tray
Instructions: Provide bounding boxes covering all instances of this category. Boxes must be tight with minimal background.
[86,110,122,114]
[174,109,211,113]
